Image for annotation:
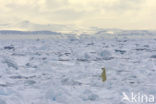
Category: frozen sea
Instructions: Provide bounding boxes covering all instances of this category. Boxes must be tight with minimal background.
[0,34,156,104]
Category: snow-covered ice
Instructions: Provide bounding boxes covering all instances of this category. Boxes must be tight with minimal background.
[0,34,156,104]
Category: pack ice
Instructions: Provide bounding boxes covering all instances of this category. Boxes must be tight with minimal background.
[0,33,156,104]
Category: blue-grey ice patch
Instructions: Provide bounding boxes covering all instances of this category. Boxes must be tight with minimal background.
[80,89,99,101]
[115,49,126,54]
[4,45,15,50]
[0,60,8,75]
[61,78,82,86]
[2,57,18,70]
[0,98,6,104]
[0,88,13,96]
[24,80,36,85]
[99,50,113,60]
[0,88,25,104]
[76,51,93,61]
[150,55,156,58]
[45,86,72,104]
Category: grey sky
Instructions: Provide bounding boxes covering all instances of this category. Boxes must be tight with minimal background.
[0,0,156,30]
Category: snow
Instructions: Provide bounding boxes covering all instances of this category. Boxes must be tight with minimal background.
[0,34,156,104]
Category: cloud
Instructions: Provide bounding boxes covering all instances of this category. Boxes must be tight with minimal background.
[53,8,85,21]
[103,0,145,11]
[0,0,156,30]
[45,0,68,9]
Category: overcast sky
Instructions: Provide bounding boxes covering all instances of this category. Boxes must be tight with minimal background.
[0,0,156,30]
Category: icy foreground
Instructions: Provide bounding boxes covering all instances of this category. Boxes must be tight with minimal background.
[0,36,156,104]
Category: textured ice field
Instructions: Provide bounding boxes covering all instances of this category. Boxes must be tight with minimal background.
[0,36,156,104]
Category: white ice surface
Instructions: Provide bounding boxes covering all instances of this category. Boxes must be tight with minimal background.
[0,35,156,104]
